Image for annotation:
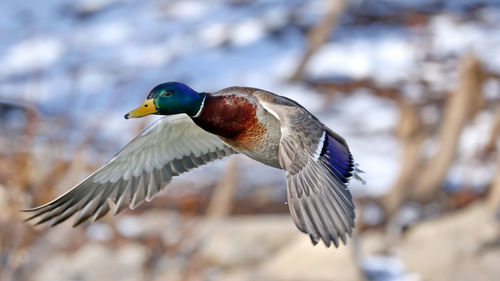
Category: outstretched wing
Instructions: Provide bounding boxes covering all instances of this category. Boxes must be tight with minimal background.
[257,93,359,247]
[24,114,235,227]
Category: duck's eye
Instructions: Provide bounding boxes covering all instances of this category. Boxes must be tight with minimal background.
[162,91,172,97]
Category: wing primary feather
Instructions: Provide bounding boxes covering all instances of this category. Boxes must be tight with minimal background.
[73,187,113,226]
[296,177,321,241]
[286,178,307,233]
[208,151,218,161]
[322,179,353,228]
[152,168,162,193]
[160,166,173,189]
[308,195,332,247]
[35,184,99,225]
[319,160,354,207]
[318,194,345,245]
[131,175,146,209]
[50,192,94,227]
[54,184,103,226]
[322,173,355,221]
[33,199,77,225]
[321,180,354,236]
[24,180,91,216]
[301,166,338,246]
[182,157,196,170]
[310,234,319,246]
[113,179,133,215]
[171,159,187,174]
[110,179,125,204]
[318,189,348,241]
[200,153,211,163]
[141,171,152,202]
[72,186,109,226]
[191,155,205,166]
[92,202,111,222]
[145,172,156,202]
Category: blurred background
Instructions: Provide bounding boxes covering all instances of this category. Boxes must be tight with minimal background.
[1,0,500,280]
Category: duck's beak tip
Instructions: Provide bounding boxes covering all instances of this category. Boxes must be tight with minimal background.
[125,99,157,119]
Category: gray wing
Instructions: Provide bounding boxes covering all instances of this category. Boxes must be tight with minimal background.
[24,115,235,227]
[257,93,357,247]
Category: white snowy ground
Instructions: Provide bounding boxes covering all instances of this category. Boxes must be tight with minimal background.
[1,0,500,198]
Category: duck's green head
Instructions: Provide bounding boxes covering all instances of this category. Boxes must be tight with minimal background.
[125,82,205,119]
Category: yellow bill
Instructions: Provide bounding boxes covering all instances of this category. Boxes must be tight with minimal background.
[124,99,157,119]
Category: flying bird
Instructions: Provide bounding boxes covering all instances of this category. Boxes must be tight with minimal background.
[24,82,364,247]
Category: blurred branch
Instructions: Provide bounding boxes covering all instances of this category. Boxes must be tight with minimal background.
[14,108,39,191]
[412,53,485,201]
[206,157,239,219]
[487,101,500,219]
[310,78,402,101]
[290,0,347,81]
[485,103,500,154]
[178,158,239,281]
[382,103,428,215]
[489,157,500,219]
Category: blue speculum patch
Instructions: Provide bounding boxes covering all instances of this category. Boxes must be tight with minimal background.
[321,133,354,184]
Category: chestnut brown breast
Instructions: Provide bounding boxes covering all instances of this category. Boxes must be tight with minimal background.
[192,94,267,150]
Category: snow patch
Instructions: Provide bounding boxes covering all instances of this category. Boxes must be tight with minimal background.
[1,38,64,76]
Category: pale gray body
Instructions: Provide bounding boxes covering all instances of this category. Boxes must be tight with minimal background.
[210,87,283,169]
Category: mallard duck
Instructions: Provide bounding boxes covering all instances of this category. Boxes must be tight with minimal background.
[25,82,364,247]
